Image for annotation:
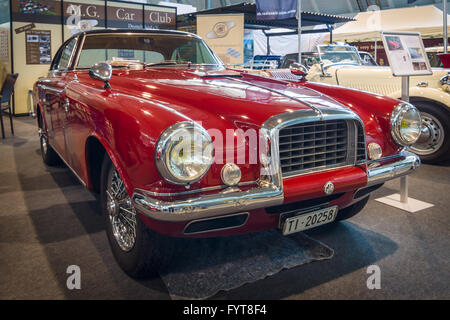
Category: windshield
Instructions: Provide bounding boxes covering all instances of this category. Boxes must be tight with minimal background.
[280,53,320,69]
[76,34,221,69]
[317,45,362,66]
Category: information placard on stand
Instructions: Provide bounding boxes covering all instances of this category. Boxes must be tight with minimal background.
[381,31,432,76]
[375,31,434,213]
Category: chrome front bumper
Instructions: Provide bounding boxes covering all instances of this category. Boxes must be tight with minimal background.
[132,184,284,222]
[132,151,421,222]
[366,151,421,187]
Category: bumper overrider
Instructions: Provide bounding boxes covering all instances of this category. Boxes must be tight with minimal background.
[133,108,421,223]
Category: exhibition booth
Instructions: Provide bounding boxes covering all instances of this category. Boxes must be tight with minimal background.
[332,5,450,65]
[0,0,448,303]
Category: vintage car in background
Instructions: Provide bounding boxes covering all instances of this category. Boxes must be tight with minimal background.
[247,55,283,69]
[425,47,450,68]
[279,50,377,69]
[34,30,421,278]
[260,44,450,163]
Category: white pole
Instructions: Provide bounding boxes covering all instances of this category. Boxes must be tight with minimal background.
[444,0,448,53]
[400,75,410,204]
[298,0,302,64]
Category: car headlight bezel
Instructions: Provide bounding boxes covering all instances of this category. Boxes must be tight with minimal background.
[155,122,213,185]
[390,102,422,146]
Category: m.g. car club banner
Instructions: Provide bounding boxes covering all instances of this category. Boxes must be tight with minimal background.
[256,0,297,20]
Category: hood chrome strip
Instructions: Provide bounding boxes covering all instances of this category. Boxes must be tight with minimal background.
[225,76,324,120]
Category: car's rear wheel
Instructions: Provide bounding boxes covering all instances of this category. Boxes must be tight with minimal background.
[336,196,370,221]
[100,155,174,278]
[409,102,450,163]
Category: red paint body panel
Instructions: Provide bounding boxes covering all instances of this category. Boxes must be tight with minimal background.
[282,167,367,204]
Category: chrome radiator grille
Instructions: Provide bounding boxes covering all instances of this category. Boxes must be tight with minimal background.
[279,120,365,177]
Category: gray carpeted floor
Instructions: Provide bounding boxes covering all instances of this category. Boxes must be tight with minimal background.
[0,116,449,299]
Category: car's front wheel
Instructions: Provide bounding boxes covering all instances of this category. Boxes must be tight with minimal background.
[100,155,174,278]
[409,102,450,163]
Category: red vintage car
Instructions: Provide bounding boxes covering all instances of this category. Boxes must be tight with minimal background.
[34,30,421,278]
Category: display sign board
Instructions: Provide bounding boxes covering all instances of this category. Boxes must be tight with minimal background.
[381,31,432,76]
[144,5,176,29]
[107,2,143,29]
[25,29,51,64]
[197,14,244,65]
[11,0,62,24]
[64,0,106,36]
[15,23,36,34]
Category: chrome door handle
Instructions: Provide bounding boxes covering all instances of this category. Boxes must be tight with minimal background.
[63,98,70,112]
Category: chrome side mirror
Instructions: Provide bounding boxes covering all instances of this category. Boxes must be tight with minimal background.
[289,62,308,77]
[319,61,332,78]
[89,62,112,89]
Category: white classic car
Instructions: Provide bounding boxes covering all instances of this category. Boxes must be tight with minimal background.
[257,45,450,163]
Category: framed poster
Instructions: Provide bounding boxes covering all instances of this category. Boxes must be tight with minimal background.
[11,0,62,24]
[0,29,9,66]
[381,31,432,76]
[25,29,51,64]
[197,14,244,65]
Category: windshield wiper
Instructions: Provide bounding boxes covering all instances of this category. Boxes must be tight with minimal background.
[145,61,179,67]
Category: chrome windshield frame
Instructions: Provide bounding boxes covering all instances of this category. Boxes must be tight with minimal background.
[71,32,224,70]
[317,44,364,68]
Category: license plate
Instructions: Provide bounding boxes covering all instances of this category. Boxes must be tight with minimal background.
[282,206,338,235]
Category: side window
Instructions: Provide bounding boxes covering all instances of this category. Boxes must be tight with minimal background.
[53,38,77,70]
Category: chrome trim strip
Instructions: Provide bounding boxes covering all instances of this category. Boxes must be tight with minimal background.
[182,212,250,235]
[366,151,420,187]
[225,77,324,119]
[37,84,64,94]
[73,34,86,69]
[135,181,257,197]
[366,149,405,166]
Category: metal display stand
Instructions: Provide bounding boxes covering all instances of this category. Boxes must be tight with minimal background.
[375,76,434,213]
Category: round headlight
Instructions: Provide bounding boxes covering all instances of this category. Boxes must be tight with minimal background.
[155,122,213,185]
[390,103,422,146]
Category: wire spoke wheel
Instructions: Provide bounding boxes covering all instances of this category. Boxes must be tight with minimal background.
[106,168,137,252]
[410,112,445,156]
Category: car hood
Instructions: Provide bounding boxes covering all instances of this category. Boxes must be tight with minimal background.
[104,67,353,129]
